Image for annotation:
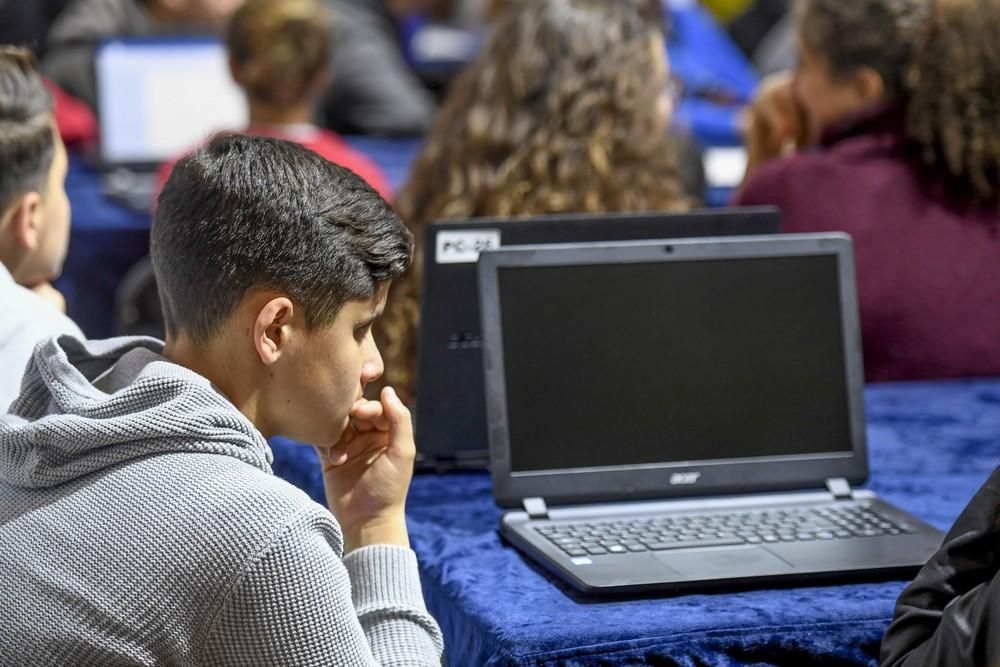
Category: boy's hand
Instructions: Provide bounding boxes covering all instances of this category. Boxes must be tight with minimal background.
[316,386,415,552]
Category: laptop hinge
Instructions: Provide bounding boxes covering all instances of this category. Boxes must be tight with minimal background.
[826,478,854,500]
[522,497,549,520]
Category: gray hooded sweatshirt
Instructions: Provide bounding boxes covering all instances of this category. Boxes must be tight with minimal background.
[0,336,443,666]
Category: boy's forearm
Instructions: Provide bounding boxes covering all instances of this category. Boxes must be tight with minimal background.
[341,511,410,554]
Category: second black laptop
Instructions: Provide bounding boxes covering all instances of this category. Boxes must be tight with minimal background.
[414,207,780,471]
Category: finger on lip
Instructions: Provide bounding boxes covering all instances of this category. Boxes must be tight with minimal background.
[352,401,385,420]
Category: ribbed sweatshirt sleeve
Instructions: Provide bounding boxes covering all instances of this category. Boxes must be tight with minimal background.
[343,545,445,665]
[198,508,443,666]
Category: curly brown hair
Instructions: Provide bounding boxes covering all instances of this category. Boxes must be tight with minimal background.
[904,0,1000,202]
[798,0,1000,204]
[378,0,689,404]
[225,0,331,106]
[797,0,928,101]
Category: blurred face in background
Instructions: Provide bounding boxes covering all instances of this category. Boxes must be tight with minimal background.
[792,37,882,144]
[153,0,245,27]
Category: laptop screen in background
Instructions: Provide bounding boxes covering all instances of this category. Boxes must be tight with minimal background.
[497,254,852,474]
[96,39,247,164]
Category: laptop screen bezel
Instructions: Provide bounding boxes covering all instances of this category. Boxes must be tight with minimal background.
[478,233,868,508]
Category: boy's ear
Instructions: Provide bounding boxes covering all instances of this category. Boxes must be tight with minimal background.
[252,296,295,366]
[1,192,43,253]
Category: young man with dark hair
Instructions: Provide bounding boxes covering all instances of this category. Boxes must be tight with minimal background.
[0,46,82,409]
[0,133,444,664]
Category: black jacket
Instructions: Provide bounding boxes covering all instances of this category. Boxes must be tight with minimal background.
[880,466,1000,666]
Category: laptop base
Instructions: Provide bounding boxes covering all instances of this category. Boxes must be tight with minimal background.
[501,491,942,596]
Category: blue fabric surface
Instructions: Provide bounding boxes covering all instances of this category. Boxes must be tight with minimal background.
[268,378,1000,665]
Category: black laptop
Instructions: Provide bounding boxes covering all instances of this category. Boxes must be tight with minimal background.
[476,233,943,595]
[415,207,781,471]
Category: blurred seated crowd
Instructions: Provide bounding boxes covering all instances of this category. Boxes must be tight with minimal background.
[1,0,999,663]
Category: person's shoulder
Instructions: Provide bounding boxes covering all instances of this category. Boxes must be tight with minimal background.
[752,147,844,184]
[733,152,814,208]
[186,452,325,518]
[734,142,885,211]
[48,0,146,42]
[138,449,342,558]
[0,280,82,340]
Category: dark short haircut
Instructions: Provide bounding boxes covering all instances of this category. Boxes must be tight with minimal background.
[151,133,412,342]
[0,46,55,213]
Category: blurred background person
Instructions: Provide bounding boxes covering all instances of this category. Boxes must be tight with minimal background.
[42,0,242,111]
[41,0,443,137]
[0,47,82,408]
[734,0,1000,382]
[377,0,690,405]
[319,0,440,135]
[157,0,392,200]
[0,0,73,59]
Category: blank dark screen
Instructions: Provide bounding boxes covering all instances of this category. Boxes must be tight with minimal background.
[498,255,851,473]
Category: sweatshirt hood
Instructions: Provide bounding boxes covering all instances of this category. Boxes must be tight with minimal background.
[1,335,272,488]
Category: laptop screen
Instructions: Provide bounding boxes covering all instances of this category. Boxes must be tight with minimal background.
[497,253,852,474]
[96,38,247,165]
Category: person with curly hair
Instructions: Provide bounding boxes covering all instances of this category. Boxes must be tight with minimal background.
[876,3,1000,660]
[734,0,1000,382]
[378,0,689,404]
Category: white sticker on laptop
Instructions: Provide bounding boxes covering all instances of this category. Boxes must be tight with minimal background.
[435,229,501,264]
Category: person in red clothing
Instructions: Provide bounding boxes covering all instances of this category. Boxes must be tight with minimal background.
[733,0,1000,383]
[157,0,391,201]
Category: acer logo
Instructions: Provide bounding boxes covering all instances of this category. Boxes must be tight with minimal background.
[669,472,701,485]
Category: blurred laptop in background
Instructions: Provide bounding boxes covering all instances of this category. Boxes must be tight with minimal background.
[95,37,246,210]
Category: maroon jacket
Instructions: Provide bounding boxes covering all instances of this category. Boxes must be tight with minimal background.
[734,104,1000,382]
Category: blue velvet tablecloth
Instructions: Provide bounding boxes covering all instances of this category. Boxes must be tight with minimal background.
[269,378,1000,666]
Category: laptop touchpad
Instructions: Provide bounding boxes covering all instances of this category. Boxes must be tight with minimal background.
[653,546,794,577]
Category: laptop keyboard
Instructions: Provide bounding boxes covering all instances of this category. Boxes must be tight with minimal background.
[534,504,918,558]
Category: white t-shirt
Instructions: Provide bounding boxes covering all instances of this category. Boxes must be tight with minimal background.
[0,263,84,411]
